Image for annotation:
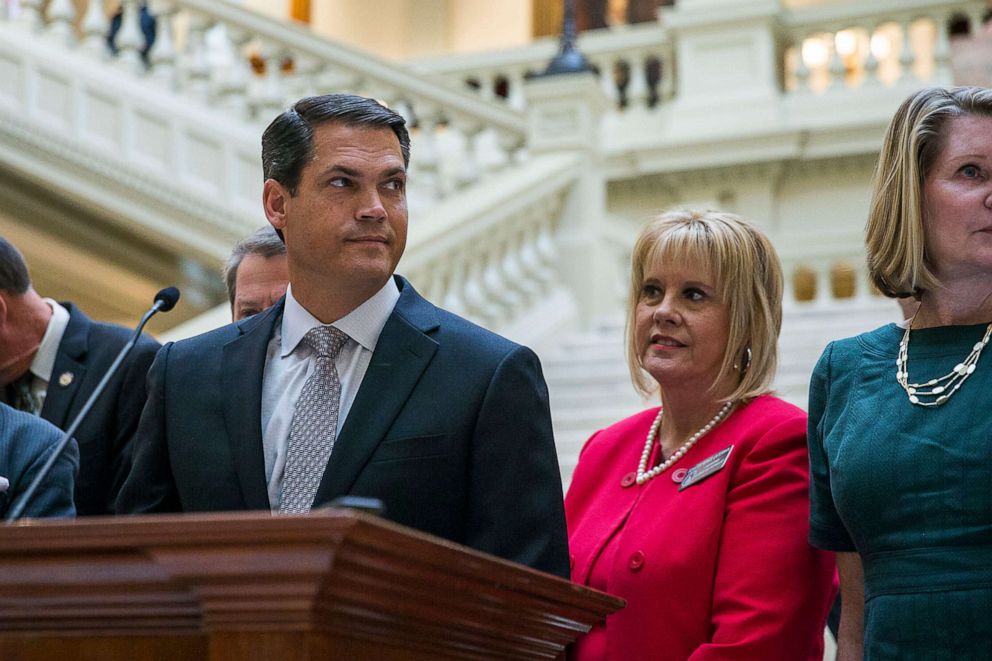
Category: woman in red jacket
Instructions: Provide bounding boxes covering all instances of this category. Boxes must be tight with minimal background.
[566,209,835,660]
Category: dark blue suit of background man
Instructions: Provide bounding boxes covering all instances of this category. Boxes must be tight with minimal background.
[117,94,569,578]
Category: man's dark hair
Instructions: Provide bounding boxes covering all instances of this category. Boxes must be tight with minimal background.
[0,236,31,294]
[261,93,411,197]
[223,226,287,305]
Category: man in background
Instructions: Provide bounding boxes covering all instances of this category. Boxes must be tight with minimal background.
[223,226,289,322]
[0,237,159,515]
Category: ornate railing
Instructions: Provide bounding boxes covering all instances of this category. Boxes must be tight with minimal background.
[401,153,581,333]
[781,0,986,94]
[411,21,675,114]
[5,0,529,202]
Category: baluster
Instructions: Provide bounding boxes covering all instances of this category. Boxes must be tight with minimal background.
[932,12,951,76]
[481,249,515,325]
[794,34,811,93]
[659,52,676,103]
[625,51,649,110]
[45,0,76,46]
[781,261,797,305]
[256,42,289,115]
[16,0,42,30]
[829,29,847,89]
[116,0,146,74]
[501,229,538,309]
[519,219,550,294]
[179,12,212,96]
[453,118,483,190]
[863,23,881,86]
[505,69,527,111]
[496,130,524,170]
[81,0,110,57]
[898,18,915,81]
[147,1,178,84]
[814,262,832,305]
[462,258,497,327]
[439,260,467,319]
[534,210,559,290]
[288,54,321,100]
[217,27,252,118]
[410,103,443,201]
[594,56,621,108]
[477,72,496,101]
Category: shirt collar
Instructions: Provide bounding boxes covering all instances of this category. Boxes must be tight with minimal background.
[30,299,70,383]
[280,279,400,358]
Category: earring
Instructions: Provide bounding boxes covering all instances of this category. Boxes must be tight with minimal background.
[741,346,752,374]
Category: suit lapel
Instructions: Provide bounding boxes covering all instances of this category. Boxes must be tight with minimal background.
[40,305,88,429]
[221,300,284,510]
[313,278,439,503]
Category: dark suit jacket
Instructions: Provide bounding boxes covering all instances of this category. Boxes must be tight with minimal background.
[0,403,78,519]
[40,304,160,515]
[117,277,569,577]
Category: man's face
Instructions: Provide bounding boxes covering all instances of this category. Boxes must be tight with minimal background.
[266,122,408,297]
[232,253,289,321]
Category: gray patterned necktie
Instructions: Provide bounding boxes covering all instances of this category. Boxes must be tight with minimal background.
[279,325,350,513]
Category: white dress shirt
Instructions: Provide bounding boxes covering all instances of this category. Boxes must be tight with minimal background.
[260,280,400,510]
[24,299,70,414]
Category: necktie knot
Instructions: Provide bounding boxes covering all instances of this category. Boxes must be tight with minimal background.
[303,325,349,359]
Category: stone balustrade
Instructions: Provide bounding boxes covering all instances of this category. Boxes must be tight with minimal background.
[400,153,581,334]
[411,21,675,114]
[3,0,529,203]
[781,0,987,94]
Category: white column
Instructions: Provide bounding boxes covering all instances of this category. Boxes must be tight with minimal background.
[45,0,76,46]
[81,0,110,57]
[116,0,146,74]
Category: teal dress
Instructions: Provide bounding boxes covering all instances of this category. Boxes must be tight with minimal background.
[808,323,992,660]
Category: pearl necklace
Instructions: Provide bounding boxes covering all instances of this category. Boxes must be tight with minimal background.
[896,321,992,407]
[636,401,734,485]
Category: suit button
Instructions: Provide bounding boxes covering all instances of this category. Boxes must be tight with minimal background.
[629,550,645,571]
[620,472,637,488]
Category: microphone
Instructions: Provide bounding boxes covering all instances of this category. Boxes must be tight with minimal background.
[4,287,181,522]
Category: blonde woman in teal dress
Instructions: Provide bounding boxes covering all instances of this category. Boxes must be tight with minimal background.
[808,85,992,660]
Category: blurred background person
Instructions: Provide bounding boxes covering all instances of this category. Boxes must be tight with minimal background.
[809,85,992,660]
[223,226,289,321]
[566,209,835,660]
[0,402,78,519]
[0,236,159,515]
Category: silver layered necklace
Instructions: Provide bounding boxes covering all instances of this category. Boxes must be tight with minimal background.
[896,321,992,407]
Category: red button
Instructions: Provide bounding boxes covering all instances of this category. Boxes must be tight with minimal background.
[672,468,689,483]
[620,472,637,488]
[629,550,645,571]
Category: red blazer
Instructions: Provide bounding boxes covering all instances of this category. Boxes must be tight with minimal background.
[565,395,835,661]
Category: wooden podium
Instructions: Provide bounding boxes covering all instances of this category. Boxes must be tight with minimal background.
[0,509,623,660]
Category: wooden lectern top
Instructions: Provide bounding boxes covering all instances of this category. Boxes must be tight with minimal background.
[0,509,623,660]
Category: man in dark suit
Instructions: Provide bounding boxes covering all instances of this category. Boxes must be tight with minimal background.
[117,94,569,578]
[0,237,160,515]
[0,402,78,519]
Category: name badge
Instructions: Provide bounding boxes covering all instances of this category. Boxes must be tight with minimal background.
[678,446,733,491]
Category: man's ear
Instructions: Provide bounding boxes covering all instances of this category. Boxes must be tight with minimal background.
[0,293,8,326]
[263,179,290,234]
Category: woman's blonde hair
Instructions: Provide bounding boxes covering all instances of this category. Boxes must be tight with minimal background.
[867,86,992,298]
[625,209,783,403]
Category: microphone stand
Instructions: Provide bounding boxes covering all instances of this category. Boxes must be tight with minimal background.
[5,290,178,522]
